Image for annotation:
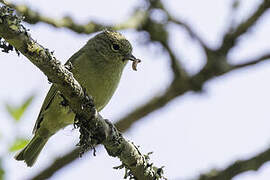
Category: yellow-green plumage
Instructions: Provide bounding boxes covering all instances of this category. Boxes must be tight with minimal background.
[15,30,136,166]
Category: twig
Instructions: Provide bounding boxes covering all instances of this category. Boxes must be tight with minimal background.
[230,53,270,70]
[31,148,80,180]
[198,145,270,180]
[0,0,147,34]
[219,0,270,54]
[168,17,209,51]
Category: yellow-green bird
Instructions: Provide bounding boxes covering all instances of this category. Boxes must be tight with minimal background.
[14,30,140,167]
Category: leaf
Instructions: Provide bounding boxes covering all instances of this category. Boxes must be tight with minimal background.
[5,95,34,122]
[8,138,29,152]
[0,158,4,180]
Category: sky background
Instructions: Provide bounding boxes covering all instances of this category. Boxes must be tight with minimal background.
[1,0,270,179]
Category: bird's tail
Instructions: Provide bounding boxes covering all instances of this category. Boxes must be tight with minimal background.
[14,134,49,167]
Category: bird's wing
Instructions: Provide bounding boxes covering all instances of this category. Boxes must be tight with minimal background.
[32,85,58,134]
[32,47,86,134]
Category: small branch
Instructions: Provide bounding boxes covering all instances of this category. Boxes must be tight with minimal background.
[230,53,270,70]
[0,0,105,33]
[0,0,147,34]
[190,52,270,92]
[190,0,270,91]
[168,17,209,51]
[227,0,241,31]
[0,6,164,180]
[145,0,209,51]
[137,4,190,83]
[161,42,189,81]
[198,146,270,180]
[219,0,270,54]
[115,82,189,132]
[31,148,80,180]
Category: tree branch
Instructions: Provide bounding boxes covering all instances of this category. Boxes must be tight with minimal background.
[168,17,209,51]
[162,42,189,81]
[31,148,80,180]
[0,0,147,34]
[198,146,270,180]
[31,47,270,178]
[219,0,270,54]
[0,6,164,180]
[29,2,270,176]
[230,53,270,70]
[2,0,270,179]
[32,51,270,180]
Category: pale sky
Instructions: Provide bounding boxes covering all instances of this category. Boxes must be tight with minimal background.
[1,0,270,179]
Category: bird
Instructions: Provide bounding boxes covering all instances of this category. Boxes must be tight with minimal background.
[14,30,141,167]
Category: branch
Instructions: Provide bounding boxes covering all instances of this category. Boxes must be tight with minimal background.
[33,50,270,179]
[168,17,209,51]
[137,3,190,83]
[30,16,270,180]
[230,53,270,70]
[190,52,270,92]
[116,82,188,131]
[31,79,188,179]
[0,0,198,82]
[31,148,80,180]
[198,145,270,180]
[219,0,270,54]
[2,0,270,179]
[0,0,147,34]
[162,42,189,81]
[115,50,270,131]
[30,47,270,178]
[0,6,164,180]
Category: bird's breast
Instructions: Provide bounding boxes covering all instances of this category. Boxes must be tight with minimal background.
[72,56,124,111]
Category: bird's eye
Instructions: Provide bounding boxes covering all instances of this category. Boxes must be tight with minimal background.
[111,44,120,52]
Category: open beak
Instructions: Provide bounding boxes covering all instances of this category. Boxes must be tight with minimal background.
[124,54,141,71]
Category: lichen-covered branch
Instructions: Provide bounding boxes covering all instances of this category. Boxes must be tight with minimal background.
[0,0,105,33]
[1,0,270,179]
[28,0,270,178]
[30,46,270,179]
[30,48,270,179]
[0,6,164,180]
[0,0,147,34]
[0,0,209,54]
[198,145,270,180]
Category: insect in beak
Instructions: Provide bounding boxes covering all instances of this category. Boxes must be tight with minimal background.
[124,54,141,71]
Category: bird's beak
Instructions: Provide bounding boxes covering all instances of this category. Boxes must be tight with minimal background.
[124,54,141,71]
[125,54,137,61]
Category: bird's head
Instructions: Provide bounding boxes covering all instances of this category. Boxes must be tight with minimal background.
[90,30,141,70]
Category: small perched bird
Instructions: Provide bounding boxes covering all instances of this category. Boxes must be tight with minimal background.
[14,30,141,167]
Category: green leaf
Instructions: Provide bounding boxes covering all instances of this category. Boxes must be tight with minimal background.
[0,158,4,180]
[5,95,34,122]
[8,138,29,152]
